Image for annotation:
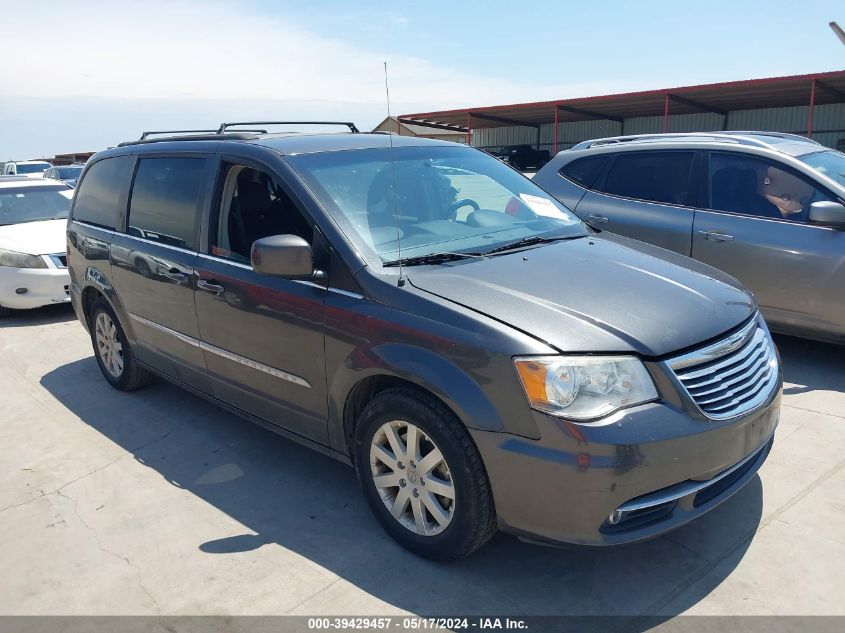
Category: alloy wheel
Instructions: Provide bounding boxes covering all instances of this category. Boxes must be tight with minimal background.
[369,420,456,536]
[94,312,124,378]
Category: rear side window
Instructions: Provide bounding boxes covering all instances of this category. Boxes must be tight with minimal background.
[559,155,609,189]
[72,156,134,229]
[597,151,696,206]
[127,157,206,250]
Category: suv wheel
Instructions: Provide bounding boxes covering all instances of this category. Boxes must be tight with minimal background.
[354,388,496,560]
[89,298,152,391]
[0,305,10,318]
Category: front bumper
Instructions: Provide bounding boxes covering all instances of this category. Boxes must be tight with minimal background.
[0,267,71,310]
[471,388,780,546]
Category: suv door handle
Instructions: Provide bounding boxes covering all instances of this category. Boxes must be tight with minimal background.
[197,279,225,295]
[699,230,734,242]
[587,214,609,224]
[163,269,189,284]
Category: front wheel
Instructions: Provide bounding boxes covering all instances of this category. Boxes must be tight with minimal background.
[89,298,152,391]
[354,388,496,560]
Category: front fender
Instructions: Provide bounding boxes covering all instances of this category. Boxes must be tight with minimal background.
[327,342,508,455]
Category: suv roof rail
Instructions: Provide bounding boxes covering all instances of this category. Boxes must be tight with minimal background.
[216,121,360,134]
[715,130,822,145]
[571,131,822,152]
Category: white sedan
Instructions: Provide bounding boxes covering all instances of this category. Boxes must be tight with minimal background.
[0,178,73,316]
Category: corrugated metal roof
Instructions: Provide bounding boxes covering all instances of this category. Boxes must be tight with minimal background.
[400,70,845,131]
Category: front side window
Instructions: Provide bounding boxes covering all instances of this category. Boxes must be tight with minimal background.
[709,153,831,222]
[211,164,312,263]
[287,146,583,263]
[72,155,134,229]
[127,157,206,250]
[0,186,73,225]
[597,151,696,206]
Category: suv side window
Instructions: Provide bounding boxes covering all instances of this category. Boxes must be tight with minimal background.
[211,164,313,262]
[559,155,609,189]
[71,155,134,229]
[596,151,696,206]
[127,157,207,250]
[708,152,832,223]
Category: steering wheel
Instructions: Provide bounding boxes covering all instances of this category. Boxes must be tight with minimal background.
[448,198,480,220]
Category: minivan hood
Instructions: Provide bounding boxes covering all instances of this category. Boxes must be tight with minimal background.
[0,219,67,255]
[407,234,756,357]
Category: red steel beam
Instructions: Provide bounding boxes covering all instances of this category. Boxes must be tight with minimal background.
[807,78,817,138]
[466,112,472,145]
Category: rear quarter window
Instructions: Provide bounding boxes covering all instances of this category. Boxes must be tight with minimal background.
[559,155,609,189]
[72,156,134,229]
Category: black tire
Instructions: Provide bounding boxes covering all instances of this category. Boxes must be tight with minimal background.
[89,298,152,391]
[353,387,496,561]
[0,305,11,318]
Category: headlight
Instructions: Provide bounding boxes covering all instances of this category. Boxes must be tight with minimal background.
[514,355,658,421]
[0,248,47,269]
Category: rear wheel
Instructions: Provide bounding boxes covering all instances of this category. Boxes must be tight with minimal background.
[354,388,496,560]
[89,298,152,391]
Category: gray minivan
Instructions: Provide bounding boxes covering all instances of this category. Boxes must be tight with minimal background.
[67,124,781,560]
[534,131,845,344]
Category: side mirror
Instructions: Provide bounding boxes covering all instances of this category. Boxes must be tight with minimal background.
[251,235,318,278]
[809,201,845,228]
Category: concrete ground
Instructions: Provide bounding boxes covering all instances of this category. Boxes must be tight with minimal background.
[1,303,844,618]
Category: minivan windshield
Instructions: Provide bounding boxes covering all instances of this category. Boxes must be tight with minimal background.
[0,186,73,225]
[799,150,845,187]
[288,146,585,264]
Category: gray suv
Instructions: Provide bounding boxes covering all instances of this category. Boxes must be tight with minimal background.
[67,123,781,560]
[534,131,845,344]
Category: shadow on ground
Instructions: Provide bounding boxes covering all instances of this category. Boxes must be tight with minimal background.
[40,345,794,624]
[0,304,75,329]
[774,334,845,397]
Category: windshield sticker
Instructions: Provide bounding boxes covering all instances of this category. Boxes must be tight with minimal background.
[519,193,570,220]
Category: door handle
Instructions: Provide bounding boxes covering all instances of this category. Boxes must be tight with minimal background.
[587,214,609,224]
[197,279,225,295]
[163,269,189,284]
[699,230,734,242]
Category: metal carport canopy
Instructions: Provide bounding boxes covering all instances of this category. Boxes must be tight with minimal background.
[399,70,845,138]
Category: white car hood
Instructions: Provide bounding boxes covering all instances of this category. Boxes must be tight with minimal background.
[0,219,67,255]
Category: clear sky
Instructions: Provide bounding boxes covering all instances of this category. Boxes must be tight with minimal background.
[1,0,843,159]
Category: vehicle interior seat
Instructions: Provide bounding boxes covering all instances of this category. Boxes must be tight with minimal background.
[228,169,312,258]
[711,166,781,218]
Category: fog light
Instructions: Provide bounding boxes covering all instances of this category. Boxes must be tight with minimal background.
[608,509,623,525]
[15,288,28,295]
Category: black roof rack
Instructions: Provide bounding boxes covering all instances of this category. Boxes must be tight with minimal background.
[216,121,359,134]
[138,128,269,140]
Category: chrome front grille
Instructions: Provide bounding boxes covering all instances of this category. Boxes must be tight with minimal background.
[668,317,779,420]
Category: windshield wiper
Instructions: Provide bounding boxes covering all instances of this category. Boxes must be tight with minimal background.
[480,234,580,256]
[383,251,481,267]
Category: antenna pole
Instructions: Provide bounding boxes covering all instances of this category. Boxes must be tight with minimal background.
[384,61,405,287]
